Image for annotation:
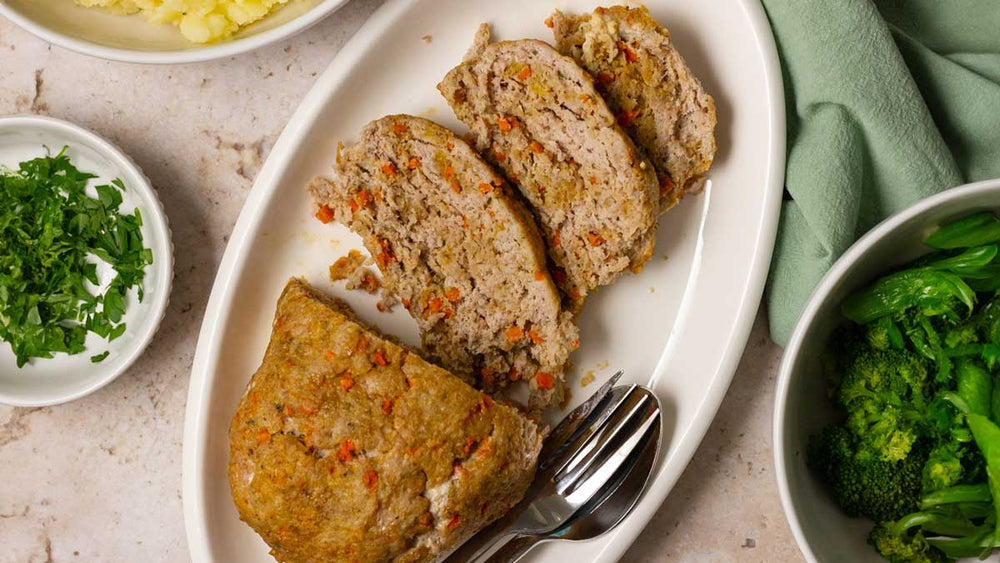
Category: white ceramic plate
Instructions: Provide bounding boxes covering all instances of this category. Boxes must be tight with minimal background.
[0,0,349,64]
[182,0,785,560]
[0,115,173,406]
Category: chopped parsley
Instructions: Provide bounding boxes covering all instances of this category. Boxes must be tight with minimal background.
[0,148,153,367]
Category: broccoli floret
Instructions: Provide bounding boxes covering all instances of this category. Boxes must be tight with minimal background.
[832,335,932,462]
[869,523,948,563]
[809,425,927,522]
[923,442,965,493]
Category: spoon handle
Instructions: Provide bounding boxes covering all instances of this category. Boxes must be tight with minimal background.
[483,534,543,563]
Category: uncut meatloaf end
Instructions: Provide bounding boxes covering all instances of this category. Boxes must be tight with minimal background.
[228,278,542,563]
[549,6,717,210]
[438,24,660,307]
[308,114,578,411]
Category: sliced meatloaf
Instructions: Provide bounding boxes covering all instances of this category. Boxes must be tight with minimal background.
[549,6,717,210]
[438,25,660,306]
[308,115,577,409]
[228,279,542,563]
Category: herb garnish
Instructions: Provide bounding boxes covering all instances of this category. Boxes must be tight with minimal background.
[0,148,153,367]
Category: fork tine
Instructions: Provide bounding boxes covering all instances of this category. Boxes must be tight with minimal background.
[555,387,658,498]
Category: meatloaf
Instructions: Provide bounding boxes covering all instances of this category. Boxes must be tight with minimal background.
[438,24,660,307]
[549,6,717,209]
[308,115,577,410]
[228,279,542,563]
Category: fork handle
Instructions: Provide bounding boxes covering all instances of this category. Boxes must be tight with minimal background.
[446,528,519,562]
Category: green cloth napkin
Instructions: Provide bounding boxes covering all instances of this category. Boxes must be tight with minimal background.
[761,0,1000,345]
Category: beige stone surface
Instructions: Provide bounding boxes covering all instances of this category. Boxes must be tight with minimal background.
[0,5,802,563]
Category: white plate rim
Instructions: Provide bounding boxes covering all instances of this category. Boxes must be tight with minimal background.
[0,114,174,407]
[773,178,1000,563]
[0,0,351,64]
[181,0,786,559]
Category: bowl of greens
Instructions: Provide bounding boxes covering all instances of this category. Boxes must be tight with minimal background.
[0,115,172,406]
[775,180,1000,562]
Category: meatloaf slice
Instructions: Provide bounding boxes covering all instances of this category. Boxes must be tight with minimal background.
[438,25,660,307]
[228,279,542,563]
[549,6,717,210]
[309,115,577,410]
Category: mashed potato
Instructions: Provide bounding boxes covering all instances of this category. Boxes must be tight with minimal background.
[74,0,290,44]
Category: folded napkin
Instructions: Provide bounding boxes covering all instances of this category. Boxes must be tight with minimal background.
[761,0,1000,345]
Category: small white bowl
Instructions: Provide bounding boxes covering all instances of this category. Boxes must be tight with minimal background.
[0,115,173,406]
[773,179,1000,562]
[0,0,350,64]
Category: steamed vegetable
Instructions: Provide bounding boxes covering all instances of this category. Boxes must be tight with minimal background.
[811,211,1000,562]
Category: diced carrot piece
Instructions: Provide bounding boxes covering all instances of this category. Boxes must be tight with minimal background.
[551,229,561,247]
[256,428,270,445]
[534,270,545,281]
[443,165,454,180]
[373,349,389,366]
[544,15,554,28]
[348,199,359,213]
[618,41,639,62]
[381,399,394,415]
[478,183,493,194]
[427,297,443,314]
[462,437,477,456]
[572,338,580,350]
[402,298,411,310]
[392,122,408,135]
[444,307,455,319]
[451,179,462,193]
[381,162,398,177]
[325,349,336,360]
[530,141,544,154]
[517,66,533,81]
[505,326,524,342]
[579,93,596,104]
[536,372,555,390]
[336,440,355,462]
[407,157,421,169]
[445,287,461,302]
[587,232,606,246]
[355,189,372,208]
[446,515,461,531]
[340,377,355,391]
[497,116,516,133]
[445,142,455,150]
[315,205,335,224]
[528,330,544,344]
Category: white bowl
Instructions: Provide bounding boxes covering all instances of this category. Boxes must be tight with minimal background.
[773,179,1000,562]
[0,115,173,406]
[0,0,350,64]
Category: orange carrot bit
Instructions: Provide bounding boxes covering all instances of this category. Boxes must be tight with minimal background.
[544,15,554,28]
[529,141,545,154]
[374,239,395,269]
[355,189,372,209]
[284,404,294,416]
[381,162,398,177]
[427,297,443,314]
[362,469,378,490]
[527,329,545,344]
[660,174,677,196]
[480,366,495,386]
[446,515,462,532]
[407,156,421,169]
[517,66,533,81]
[534,270,545,281]
[445,141,455,150]
[617,41,639,62]
[340,377,355,391]
[617,108,641,127]
[450,179,462,193]
[335,439,356,462]
[508,366,521,381]
[572,338,580,350]
[505,326,524,342]
[392,122,408,135]
[478,183,494,194]
[551,229,561,248]
[314,204,335,224]
[536,372,555,390]
[597,71,615,84]
[587,232,606,246]
[493,149,507,162]
[348,199,359,213]
[373,349,389,366]
[324,349,336,361]
[579,93,596,105]
[482,394,495,409]
[381,399,394,415]
[445,287,461,302]
[355,333,370,354]
[497,116,516,133]
[443,165,455,180]
[256,428,271,445]
[401,298,411,310]
[569,286,582,300]
[444,307,455,319]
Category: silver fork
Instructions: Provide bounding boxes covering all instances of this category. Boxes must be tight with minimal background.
[445,372,662,562]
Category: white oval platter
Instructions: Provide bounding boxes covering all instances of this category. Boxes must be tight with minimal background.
[182,0,785,560]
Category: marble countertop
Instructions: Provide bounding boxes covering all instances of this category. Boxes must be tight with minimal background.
[0,3,801,562]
